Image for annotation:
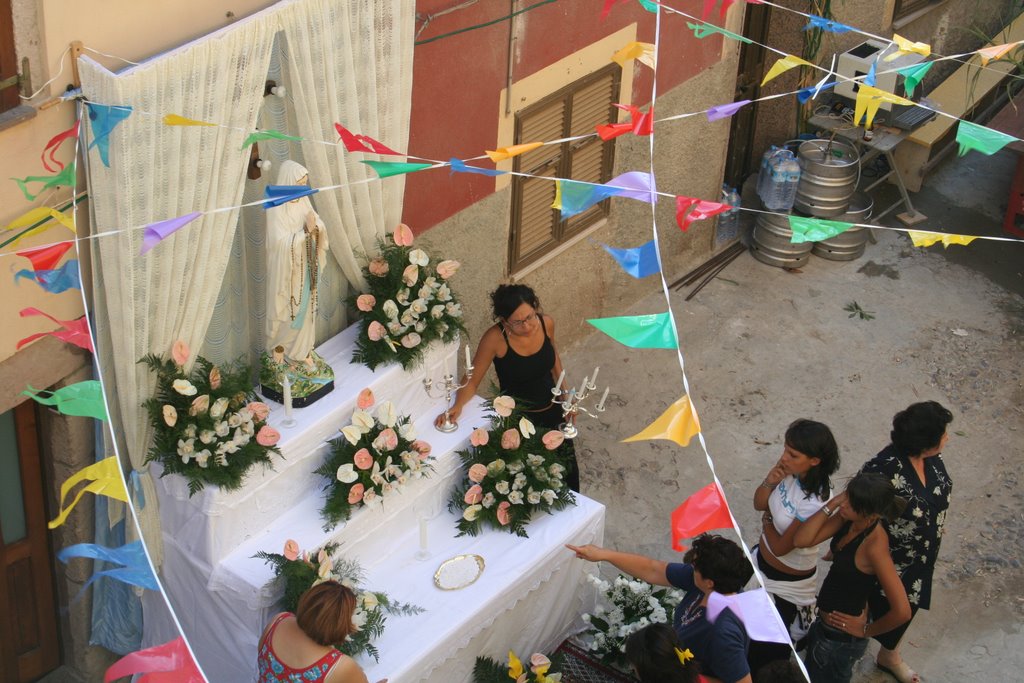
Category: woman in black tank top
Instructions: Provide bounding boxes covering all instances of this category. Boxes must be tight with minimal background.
[793,473,911,683]
[435,284,579,491]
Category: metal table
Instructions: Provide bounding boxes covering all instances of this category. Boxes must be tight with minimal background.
[807,114,927,225]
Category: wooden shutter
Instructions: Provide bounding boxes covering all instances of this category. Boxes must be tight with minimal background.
[0,1,19,112]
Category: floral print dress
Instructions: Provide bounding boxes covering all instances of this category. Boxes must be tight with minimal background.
[257,613,343,682]
[862,444,952,609]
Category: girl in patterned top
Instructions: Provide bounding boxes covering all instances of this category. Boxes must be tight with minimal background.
[257,581,386,683]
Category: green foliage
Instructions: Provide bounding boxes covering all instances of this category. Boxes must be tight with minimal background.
[473,651,567,683]
[844,300,875,320]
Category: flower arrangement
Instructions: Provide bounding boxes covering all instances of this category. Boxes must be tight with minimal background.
[449,396,575,538]
[351,223,466,371]
[141,341,280,496]
[255,541,423,662]
[473,650,565,683]
[315,388,433,527]
[579,572,684,670]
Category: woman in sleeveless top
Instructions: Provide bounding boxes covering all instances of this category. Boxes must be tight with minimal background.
[748,419,839,672]
[435,284,579,491]
[794,473,912,683]
[257,581,385,683]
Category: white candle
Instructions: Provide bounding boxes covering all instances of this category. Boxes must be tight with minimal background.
[418,517,428,550]
[597,386,609,411]
[580,375,589,393]
[464,343,472,370]
[590,366,600,387]
[555,369,566,392]
[282,374,293,419]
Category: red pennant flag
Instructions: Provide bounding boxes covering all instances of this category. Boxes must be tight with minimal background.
[104,637,203,683]
[334,123,402,156]
[596,104,654,140]
[17,308,93,352]
[671,482,734,551]
[16,242,74,272]
[601,0,631,19]
[675,196,731,232]
[42,121,80,172]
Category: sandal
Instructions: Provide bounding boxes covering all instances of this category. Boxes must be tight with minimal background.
[877,661,921,683]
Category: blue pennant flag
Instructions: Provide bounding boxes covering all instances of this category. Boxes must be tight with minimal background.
[57,541,158,603]
[263,185,318,208]
[797,80,837,104]
[15,259,81,293]
[86,103,133,168]
[449,157,505,177]
[600,240,661,278]
[864,59,878,87]
[804,15,853,33]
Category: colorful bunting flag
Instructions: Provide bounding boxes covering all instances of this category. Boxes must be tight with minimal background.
[16,308,93,352]
[623,394,701,448]
[49,456,128,530]
[240,129,302,150]
[361,160,433,178]
[162,113,217,126]
[854,85,914,129]
[23,381,107,421]
[140,212,203,255]
[864,59,878,87]
[485,142,544,162]
[335,123,402,155]
[600,0,631,19]
[611,41,657,69]
[596,104,655,140]
[897,61,933,98]
[907,231,979,248]
[675,196,731,231]
[804,15,853,33]
[86,103,133,167]
[16,241,74,271]
[12,163,77,202]
[262,185,318,209]
[638,0,659,12]
[448,157,505,177]
[588,312,678,349]
[761,55,815,86]
[15,260,81,293]
[797,80,837,104]
[600,240,661,278]
[955,120,1016,157]
[553,180,617,218]
[104,637,204,683]
[687,21,753,44]
[670,482,732,550]
[41,121,80,172]
[978,41,1021,66]
[706,99,751,122]
[788,215,853,243]
[707,589,791,644]
[702,0,737,20]
[885,34,931,62]
[2,206,76,247]
[58,541,158,594]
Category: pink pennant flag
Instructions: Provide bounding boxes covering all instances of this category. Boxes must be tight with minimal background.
[600,0,631,19]
[42,121,80,173]
[707,589,791,644]
[16,242,74,272]
[703,0,739,19]
[104,637,204,683]
[335,123,403,156]
[671,482,733,551]
[17,308,93,352]
[675,196,731,231]
[140,212,202,255]
[706,99,751,122]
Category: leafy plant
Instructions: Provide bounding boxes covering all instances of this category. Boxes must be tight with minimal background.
[844,300,875,320]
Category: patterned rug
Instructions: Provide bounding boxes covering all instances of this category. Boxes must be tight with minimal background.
[553,640,638,683]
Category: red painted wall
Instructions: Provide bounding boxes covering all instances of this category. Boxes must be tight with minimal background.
[405,0,724,232]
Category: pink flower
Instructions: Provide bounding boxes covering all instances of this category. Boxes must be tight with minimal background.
[530,654,552,673]
[373,428,398,452]
[356,294,377,312]
[353,448,373,470]
[368,321,386,341]
[400,332,421,348]
[411,440,432,459]
[542,430,565,451]
[256,425,280,447]
[283,539,300,561]
[468,463,488,483]
[392,223,414,246]
[497,501,511,526]
[247,402,270,421]
[348,483,365,505]
[402,264,419,286]
[368,258,389,276]
[501,429,521,450]
[436,260,461,279]
[357,388,375,410]
[209,366,221,390]
[171,340,190,366]
[492,395,515,417]
[464,484,483,505]
[470,428,489,447]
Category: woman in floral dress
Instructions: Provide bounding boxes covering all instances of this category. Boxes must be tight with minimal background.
[860,401,953,683]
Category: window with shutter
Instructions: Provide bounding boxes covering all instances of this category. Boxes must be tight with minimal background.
[509,63,620,273]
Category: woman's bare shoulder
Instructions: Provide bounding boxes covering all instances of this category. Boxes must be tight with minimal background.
[327,653,369,683]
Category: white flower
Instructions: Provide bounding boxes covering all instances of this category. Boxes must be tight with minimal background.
[507,460,524,474]
[214,420,230,437]
[362,593,379,610]
[341,425,363,445]
[410,299,428,316]
[227,412,242,428]
[437,284,452,302]
[336,463,358,483]
[183,423,197,438]
[351,410,375,434]
[482,492,496,508]
[209,397,230,419]
[400,309,415,326]
[398,422,417,441]
[178,438,194,464]
[527,453,545,467]
[215,452,229,467]
[414,320,427,333]
[387,321,407,336]
[445,301,462,317]
[496,480,510,495]
[242,420,255,435]
[431,304,446,319]
[381,482,395,496]
[199,430,216,445]
[519,417,536,439]
[528,491,541,505]
[376,401,397,427]
[195,449,211,468]
[396,288,411,305]
[549,463,565,476]
[463,504,483,521]
[351,608,367,631]
[408,249,429,266]
[542,489,556,505]
[382,300,399,320]
[508,491,524,504]
[362,488,381,508]
[172,379,197,396]
[237,408,253,423]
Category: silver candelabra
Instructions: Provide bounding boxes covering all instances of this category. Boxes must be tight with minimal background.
[551,367,609,439]
[424,345,474,433]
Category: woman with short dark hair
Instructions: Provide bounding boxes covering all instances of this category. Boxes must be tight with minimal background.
[625,623,704,683]
[860,401,953,683]
[567,534,755,683]
[257,581,384,683]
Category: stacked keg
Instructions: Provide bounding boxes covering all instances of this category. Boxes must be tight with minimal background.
[751,138,865,268]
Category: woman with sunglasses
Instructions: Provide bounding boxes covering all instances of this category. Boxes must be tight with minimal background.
[435,283,577,490]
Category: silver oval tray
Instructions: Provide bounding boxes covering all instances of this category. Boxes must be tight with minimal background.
[433,554,485,591]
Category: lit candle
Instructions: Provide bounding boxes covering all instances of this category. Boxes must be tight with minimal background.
[282,374,293,419]
[464,343,472,370]
[555,369,566,392]
[590,366,600,387]
[597,386,609,411]
[419,517,428,550]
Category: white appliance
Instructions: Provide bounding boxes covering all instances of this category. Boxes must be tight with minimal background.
[834,39,926,112]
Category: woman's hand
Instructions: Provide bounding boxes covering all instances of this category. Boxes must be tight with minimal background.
[566,543,605,563]
[434,406,461,429]
[827,491,849,513]
[763,459,787,488]
[822,608,868,637]
[305,211,318,234]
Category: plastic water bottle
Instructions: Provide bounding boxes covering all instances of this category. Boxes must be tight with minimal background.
[756,146,778,201]
[716,184,741,244]
[759,149,801,211]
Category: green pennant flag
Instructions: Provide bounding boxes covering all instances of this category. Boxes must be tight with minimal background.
[896,61,933,98]
[687,22,753,44]
[240,130,302,150]
[12,163,77,202]
[23,381,107,421]
[788,215,854,243]
[955,120,1016,157]
[587,312,678,349]
[638,0,659,11]
[361,160,433,178]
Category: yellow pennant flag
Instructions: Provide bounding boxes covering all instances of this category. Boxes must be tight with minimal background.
[977,41,1021,66]
[854,84,915,129]
[485,142,544,162]
[623,394,701,448]
[3,206,77,247]
[611,41,657,69]
[884,34,931,61]
[761,54,814,86]
[163,113,217,126]
[907,231,978,248]
[49,456,128,529]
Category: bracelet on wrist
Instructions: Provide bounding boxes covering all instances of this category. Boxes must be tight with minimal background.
[821,504,833,516]
[759,480,774,490]
[862,624,868,637]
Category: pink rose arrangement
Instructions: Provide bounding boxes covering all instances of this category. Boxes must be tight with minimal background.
[450,395,575,537]
[316,390,434,526]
